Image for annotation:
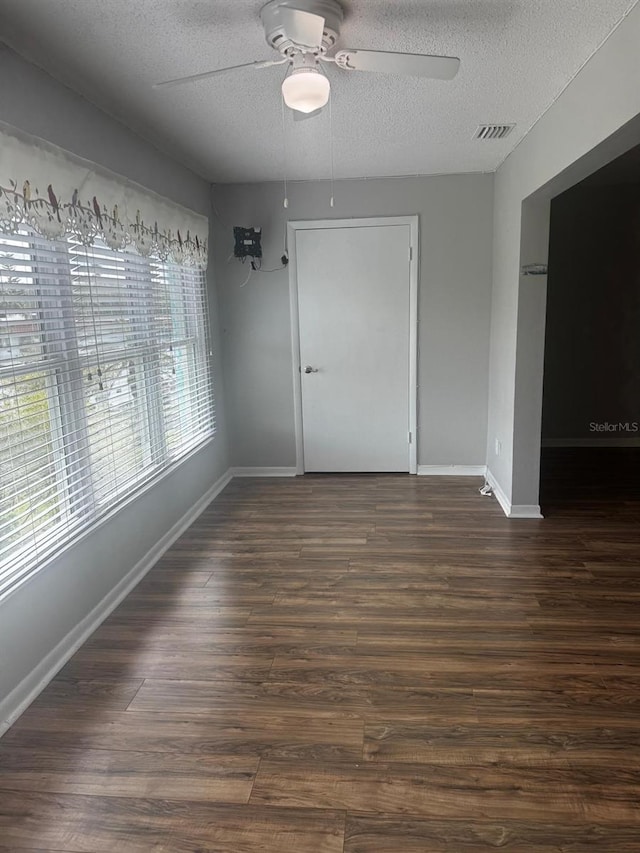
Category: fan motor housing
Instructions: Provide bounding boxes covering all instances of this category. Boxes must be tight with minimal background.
[261,0,343,55]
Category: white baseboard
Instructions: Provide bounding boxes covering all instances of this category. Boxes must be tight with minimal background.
[486,469,543,519]
[418,465,487,476]
[230,467,298,477]
[486,469,511,516]
[0,468,233,736]
[542,438,640,448]
[509,504,544,519]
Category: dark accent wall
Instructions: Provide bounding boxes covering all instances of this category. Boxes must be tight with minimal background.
[542,184,640,442]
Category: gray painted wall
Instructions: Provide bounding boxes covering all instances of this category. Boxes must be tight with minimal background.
[542,184,640,442]
[0,48,229,716]
[212,174,494,469]
[487,3,640,507]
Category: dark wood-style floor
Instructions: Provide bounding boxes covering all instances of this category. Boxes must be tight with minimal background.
[1,467,640,851]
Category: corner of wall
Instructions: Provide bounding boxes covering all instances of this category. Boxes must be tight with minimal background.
[486,469,543,519]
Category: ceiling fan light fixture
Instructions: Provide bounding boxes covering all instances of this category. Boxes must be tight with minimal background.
[282,67,330,113]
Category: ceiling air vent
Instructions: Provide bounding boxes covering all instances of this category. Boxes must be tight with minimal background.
[474,124,515,141]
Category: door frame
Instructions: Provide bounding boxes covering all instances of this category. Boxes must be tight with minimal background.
[287,215,419,475]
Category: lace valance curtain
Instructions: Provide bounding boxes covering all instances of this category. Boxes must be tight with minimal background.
[0,121,208,268]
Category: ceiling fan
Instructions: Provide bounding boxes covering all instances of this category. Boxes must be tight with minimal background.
[154,0,460,117]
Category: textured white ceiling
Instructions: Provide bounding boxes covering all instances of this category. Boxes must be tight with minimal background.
[0,0,635,183]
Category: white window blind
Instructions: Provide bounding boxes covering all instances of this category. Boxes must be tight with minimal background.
[0,226,215,597]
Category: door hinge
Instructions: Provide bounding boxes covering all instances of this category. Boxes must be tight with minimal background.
[409,246,413,261]
[408,431,412,444]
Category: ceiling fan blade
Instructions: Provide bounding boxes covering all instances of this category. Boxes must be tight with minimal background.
[154,58,286,90]
[293,106,324,122]
[280,6,325,48]
[334,49,460,80]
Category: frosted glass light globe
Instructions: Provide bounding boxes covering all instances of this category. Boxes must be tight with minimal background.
[282,69,330,113]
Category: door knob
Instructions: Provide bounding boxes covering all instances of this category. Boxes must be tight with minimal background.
[304,366,319,374]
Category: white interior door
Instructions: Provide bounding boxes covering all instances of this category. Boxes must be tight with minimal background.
[295,223,412,472]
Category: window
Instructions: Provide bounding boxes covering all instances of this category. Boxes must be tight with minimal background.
[0,226,214,596]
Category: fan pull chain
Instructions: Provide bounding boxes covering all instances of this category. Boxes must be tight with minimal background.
[280,86,289,209]
[329,90,335,207]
